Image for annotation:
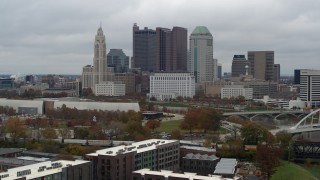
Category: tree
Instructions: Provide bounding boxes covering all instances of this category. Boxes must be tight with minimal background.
[207,108,223,131]
[240,123,273,145]
[58,124,71,143]
[75,127,90,139]
[105,121,125,140]
[82,88,93,97]
[171,129,183,140]
[41,128,57,139]
[181,108,200,133]
[65,144,85,156]
[5,118,26,143]
[256,144,282,180]
[275,130,292,149]
[144,120,161,131]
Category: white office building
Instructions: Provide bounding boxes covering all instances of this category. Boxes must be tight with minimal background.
[221,86,253,100]
[149,73,195,101]
[300,69,320,107]
[95,81,125,96]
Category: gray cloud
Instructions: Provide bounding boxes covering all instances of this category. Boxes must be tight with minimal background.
[0,0,319,75]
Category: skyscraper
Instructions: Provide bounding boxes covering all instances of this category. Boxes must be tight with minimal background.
[82,27,113,93]
[231,55,249,77]
[218,63,222,79]
[93,27,107,86]
[248,51,274,81]
[133,23,156,72]
[189,26,216,83]
[133,24,187,72]
[107,49,129,73]
[155,27,188,72]
[273,64,280,82]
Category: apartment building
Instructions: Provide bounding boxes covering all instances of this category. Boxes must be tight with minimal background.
[0,160,92,180]
[85,139,180,180]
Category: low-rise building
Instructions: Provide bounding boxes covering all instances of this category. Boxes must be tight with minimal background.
[149,73,195,101]
[0,160,92,180]
[214,158,237,178]
[0,78,14,89]
[221,86,253,100]
[182,153,219,175]
[95,81,125,96]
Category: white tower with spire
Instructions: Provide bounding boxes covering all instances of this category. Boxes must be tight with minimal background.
[93,27,107,89]
[82,26,114,94]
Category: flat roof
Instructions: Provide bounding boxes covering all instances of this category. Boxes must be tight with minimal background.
[87,139,178,157]
[214,158,237,175]
[133,169,229,180]
[0,160,90,179]
[180,145,216,153]
[0,157,37,166]
[0,148,25,156]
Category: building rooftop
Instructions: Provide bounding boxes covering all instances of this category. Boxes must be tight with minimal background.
[191,26,212,36]
[0,148,25,156]
[0,160,90,179]
[16,156,50,162]
[214,158,237,175]
[180,145,216,153]
[0,157,37,166]
[183,153,219,161]
[133,169,230,180]
[86,139,178,157]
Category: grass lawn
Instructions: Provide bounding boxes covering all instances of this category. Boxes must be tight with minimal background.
[271,161,316,180]
[157,120,182,133]
[303,164,320,179]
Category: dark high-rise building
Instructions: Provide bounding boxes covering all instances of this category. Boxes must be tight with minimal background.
[273,64,280,82]
[248,51,274,81]
[156,27,172,71]
[107,49,129,73]
[218,63,222,79]
[171,27,188,72]
[231,55,248,77]
[294,69,301,84]
[133,24,187,72]
[133,23,156,72]
[155,27,188,72]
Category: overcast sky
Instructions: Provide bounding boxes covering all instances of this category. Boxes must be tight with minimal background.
[0,0,319,75]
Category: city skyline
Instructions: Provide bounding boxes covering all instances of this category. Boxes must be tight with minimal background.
[1,0,319,75]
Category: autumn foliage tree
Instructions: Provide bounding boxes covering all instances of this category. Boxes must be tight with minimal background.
[181,108,222,133]
[181,108,200,133]
[41,128,57,139]
[144,120,160,131]
[256,144,282,180]
[5,118,26,143]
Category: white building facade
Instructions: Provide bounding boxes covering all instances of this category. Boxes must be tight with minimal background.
[189,26,217,83]
[149,73,195,101]
[300,69,320,107]
[95,81,125,96]
[221,86,253,100]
